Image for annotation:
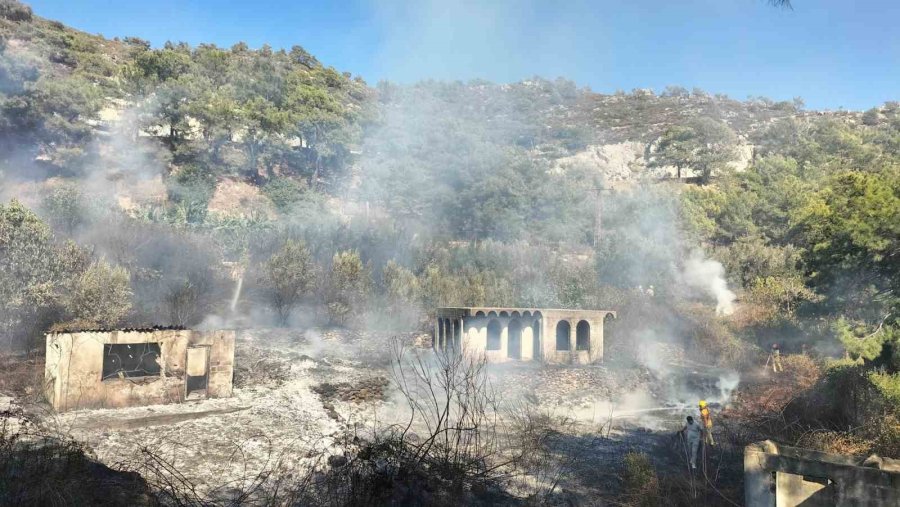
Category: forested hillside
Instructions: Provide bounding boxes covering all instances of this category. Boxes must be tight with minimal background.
[2,0,900,500]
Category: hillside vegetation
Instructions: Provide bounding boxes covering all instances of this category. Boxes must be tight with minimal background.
[2,0,900,500]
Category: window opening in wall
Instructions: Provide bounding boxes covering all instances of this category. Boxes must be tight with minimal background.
[102,343,162,380]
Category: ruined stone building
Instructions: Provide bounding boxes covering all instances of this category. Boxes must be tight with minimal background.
[434,307,616,364]
[44,328,235,412]
[745,440,900,506]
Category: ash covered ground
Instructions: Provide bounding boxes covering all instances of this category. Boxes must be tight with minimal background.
[19,329,739,501]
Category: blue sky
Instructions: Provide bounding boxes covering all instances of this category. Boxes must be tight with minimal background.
[27,0,899,110]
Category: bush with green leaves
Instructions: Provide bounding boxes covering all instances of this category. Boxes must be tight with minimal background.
[40,181,86,234]
[0,200,71,349]
[261,240,317,325]
[64,260,133,328]
[165,164,217,223]
[326,250,371,326]
[262,177,311,213]
[620,452,660,506]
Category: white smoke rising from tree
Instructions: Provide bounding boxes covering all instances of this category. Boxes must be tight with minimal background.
[682,250,737,315]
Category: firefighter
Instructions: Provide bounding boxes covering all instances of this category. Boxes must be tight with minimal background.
[699,400,715,446]
[679,415,703,469]
[767,343,784,373]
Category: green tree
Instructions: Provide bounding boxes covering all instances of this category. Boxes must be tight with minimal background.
[261,240,317,325]
[41,181,86,234]
[383,260,419,307]
[790,172,900,318]
[650,125,695,179]
[689,117,739,183]
[326,250,371,326]
[381,260,422,327]
[651,117,738,183]
[0,201,78,349]
[64,260,133,328]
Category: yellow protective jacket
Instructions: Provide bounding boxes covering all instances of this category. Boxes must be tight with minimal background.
[700,406,713,428]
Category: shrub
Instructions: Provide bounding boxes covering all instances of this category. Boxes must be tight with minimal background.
[261,240,317,325]
[869,371,900,413]
[0,201,67,350]
[262,177,309,213]
[326,250,371,326]
[379,260,422,329]
[0,0,32,22]
[40,181,86,234]
[621,452,660,506]
[166,164,216,224]
[780,353,821,388]
[64,260,133,327]
[1,410,152,505]
[686,309,753,368]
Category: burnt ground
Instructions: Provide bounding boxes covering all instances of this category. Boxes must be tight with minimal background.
[2,330,744,504]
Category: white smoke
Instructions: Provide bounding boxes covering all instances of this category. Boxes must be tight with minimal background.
[682,250,737,315]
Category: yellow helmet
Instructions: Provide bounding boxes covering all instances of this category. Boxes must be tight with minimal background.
[699,400,707,408]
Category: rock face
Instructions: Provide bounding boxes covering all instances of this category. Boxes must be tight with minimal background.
[553,141,755,185]
[552,142,646,186]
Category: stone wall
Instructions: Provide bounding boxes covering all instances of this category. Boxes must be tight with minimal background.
[434,307,615,365]
[745,440,900,507]
[44,329,235,412]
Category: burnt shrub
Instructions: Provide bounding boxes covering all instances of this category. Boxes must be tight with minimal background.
[0,409,152,506]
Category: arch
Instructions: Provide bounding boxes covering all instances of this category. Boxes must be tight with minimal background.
[499,311,510,318]
[555,320,571,351]
[487,311,498,318]
[532,311,543,320]
[486,319,502,351]
[576,320,590,351]
[507,318,522,359]
[511,311,521,318]
[532,320,541,360]
[522,311,532,319]
[475,311,486,317]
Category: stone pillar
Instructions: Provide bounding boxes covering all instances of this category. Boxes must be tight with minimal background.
[744,443,776,507]
[434,318,440,351]
[569,320,576,364]
[500,319,509,361]
[458,318,464,353]
[592,316,605,362]
[541,318,552,361]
